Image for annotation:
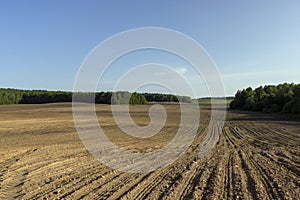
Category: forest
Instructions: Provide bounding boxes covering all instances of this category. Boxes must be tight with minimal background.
[142,93,191,103]
[0,88,192,105]
[230,83,300,114]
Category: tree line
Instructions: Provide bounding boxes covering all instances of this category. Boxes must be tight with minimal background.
[0,88,192,105]
[230,83,300,114]
[142,93,192,103]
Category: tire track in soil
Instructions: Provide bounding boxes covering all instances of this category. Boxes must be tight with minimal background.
[57,167,120,199]
[230,152,250,199]
[54,166,115,199]
[239,147,285,200]
[200,155,226,200]
[13,146,110,199]
[237,150,261,200]
[221,127,237,199]
[233,122,286,199]
[224,125,265,200]
[223,152,234,200]
[24,164,107,198]
[231,118,300,199]
[275,151,300,165]
[121,152,199,199]
[223,126,245,199]
[107,173,152,200]
[242,122,299,199]
[169,160,207,200]
[20,152,105,198]
[199,130,228,200]
[151,125,209,200]
[160,123,215,200]
[255,151,300,199]
[260,151,300,177]
[0,149,37,199]
[169,126,225,200]
[124,169,171,199]
[114,123,209,200]
[82,173,141,200]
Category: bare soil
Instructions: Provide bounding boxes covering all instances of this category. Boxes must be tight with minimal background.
[0,103,299,199]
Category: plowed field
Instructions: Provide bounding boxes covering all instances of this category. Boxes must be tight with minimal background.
[0,103,299,199]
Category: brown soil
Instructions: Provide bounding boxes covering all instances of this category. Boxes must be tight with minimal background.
[0,103,299,199]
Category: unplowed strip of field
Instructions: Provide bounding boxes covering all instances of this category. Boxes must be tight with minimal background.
[0,103,299,199]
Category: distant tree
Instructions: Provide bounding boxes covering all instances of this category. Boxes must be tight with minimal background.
[271,103,280,112]
[230,83,300,115]
[0,88,198,105]
[282,101,293,113]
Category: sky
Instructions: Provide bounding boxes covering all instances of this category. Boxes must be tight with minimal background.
[1,0,300,97]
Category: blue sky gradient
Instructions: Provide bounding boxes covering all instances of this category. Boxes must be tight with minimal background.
[1,1,299,96]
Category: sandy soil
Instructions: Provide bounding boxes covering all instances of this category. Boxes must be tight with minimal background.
[0,103,299,199]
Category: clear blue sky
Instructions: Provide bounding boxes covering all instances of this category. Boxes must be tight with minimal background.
[1,0,299,97]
